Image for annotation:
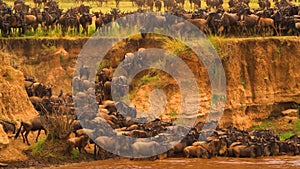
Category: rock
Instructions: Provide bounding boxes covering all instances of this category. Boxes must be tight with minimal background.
[0,124,9,150]
[282,109,299,117]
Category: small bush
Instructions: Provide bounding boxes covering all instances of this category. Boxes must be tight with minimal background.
[72,149,79,159]
[31,138,46,155]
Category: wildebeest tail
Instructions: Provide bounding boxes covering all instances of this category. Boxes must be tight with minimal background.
[14,121,23,139]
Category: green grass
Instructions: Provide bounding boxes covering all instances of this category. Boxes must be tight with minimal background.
[163,38,189,55]
[137,72,159,88]
[144,93,149,98]
[252,119,274,130]
[98,59,110,70]
[253,119,300,141]
[293,119,300,134]
[31,138,46,155]
[279,132,294,141]
[169,108,178,117]
[72,149,80,159]
[241,81,246,89]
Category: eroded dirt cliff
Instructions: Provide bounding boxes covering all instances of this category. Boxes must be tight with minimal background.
[0,37,299,129]
[0,51,37,120]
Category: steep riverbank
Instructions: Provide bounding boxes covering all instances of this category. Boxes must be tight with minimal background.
[1,37,298,128]
[0,36,299,167]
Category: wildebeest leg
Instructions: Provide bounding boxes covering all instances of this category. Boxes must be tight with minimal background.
[272,25,278,36]
[25,130,31,145]
[20,128,26,143]
[93,144,98,160]
[36,129,41,142]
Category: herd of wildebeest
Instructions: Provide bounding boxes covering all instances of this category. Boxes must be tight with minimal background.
[0,48,298,160]
[1,0,300,37]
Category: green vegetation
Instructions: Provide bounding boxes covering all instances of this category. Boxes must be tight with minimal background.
[276,45,282,54]
[293,119,300,134]
[31,138,46,155]
[241,81,246,89]
[163,38,189,55]
[98,60,110,70]
[137,72,159,88]
[169,108,178,117]
[253,119,300,141]
[252,119,274,131]
[72,149,80,159]
[144,93,149,98]
[60,55,65,62]
[279,132,295,141]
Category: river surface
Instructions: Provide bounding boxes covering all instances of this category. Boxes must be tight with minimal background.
[48,157,300,169]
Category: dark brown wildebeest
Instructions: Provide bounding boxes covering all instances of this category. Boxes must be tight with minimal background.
[219,12,239,35]
[13,1,30,14]
[78,4,91,15]
[32,82,52,98]
[103,81,112,101]
[154,0,162,12]
[33,0,43,8]
[206,10,223,35]
[41,11,56,33]
[2,11,26,37]
[93,11,104,31]
[146,0,154,11]
[258,0,271,9]
[190,0,201,10]
[14,116,47,145]
[0,119,16,135]
[163,0,175,11]
[79,13,92,36]
[175,0,184,8]
[58,12,80,36]
[206,0,223,10]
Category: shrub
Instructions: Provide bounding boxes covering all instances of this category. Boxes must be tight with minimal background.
[31,138,46,155]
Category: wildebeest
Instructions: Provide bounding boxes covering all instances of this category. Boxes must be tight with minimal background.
[0,119,16,135]
[24,14,38,33]
[258,0,271,9]
[67,134,90,154]
[93,11,104,31]
[2,10,26,37]
[14,116,47,145]
[79,13,92,36]
[206,0,223,10]
[256,16,278,36]
[13,1,30,14]
[219,12,239,35]
[154,0,162,12]
[32,82,52,98]
[41,11,57,33]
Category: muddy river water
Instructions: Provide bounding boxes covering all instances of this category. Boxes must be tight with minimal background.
[48,157,300,169]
